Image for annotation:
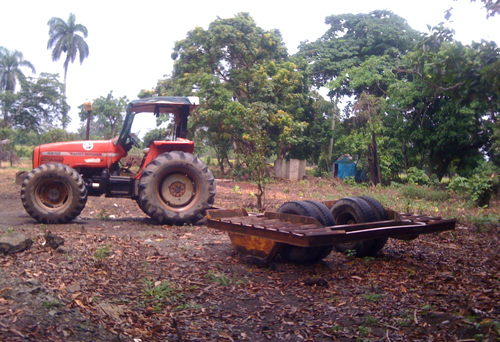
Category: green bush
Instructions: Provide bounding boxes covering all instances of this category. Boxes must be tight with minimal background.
[15,145,35,159]
[466,214,500,232]
[447,176,469,194]
[429,174,440,187]
[448,175,493,206]
[468,174,493,207]
[344,176,357,186]
[406,167,429,185]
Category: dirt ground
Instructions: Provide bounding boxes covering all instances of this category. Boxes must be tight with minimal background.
[0,168,499,341]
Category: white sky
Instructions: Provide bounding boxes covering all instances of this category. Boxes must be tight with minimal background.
[1,0,499,136]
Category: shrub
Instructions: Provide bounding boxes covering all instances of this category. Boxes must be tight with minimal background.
[344,176,357,186]
[466,214,500,232]
[448,175,494,206]
[447,176,469,194]
[406,167,429,185]
[429,174,440,187]
[468,174,493,207]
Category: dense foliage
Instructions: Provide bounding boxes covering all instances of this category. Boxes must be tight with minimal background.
[2,8,499,207]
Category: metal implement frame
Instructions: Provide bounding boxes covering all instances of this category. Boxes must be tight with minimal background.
[206,208,456,261]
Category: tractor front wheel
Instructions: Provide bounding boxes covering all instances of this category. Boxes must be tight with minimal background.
[21,163,88,224]
[138,151,215,225]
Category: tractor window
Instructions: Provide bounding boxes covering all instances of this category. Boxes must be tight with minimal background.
[117,111,136,146]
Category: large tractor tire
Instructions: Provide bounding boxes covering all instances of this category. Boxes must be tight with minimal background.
[138,151,215,225]
[277,201,334,263]
[330,197,387,257]
[21,163,88,224]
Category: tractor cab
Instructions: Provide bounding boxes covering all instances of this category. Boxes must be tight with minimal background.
[117,97,200,179]
[118,96,199,152]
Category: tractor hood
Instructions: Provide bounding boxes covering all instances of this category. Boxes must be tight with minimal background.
[33,140,125,169]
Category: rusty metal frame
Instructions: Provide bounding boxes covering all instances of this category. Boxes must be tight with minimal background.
[207,208,456,248]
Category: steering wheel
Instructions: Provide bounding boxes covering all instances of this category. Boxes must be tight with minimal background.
[129,134,140,148]
[123,134,140,151]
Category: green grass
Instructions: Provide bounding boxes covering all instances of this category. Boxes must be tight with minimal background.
[94,244,111,263]
[142,279,183,303]
[362,293,383,302]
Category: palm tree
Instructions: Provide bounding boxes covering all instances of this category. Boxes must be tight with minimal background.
[0,47,36,92]
[47,13,89,93]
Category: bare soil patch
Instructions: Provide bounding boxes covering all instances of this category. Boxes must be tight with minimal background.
[0,168,499,341]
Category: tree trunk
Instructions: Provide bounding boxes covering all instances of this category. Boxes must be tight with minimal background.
[256,183,264,212]
[369,131,382,185]
[62,62,68,130]
[218,156,225,175]
[402,140,408,170]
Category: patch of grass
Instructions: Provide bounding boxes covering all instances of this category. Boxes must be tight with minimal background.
[358,325,371,337]
[365,315,377,325]
[142,279,183,303]
[329,324,342,332]
[420,304,434,315]
[325,193,338,200]
[362,293,382,302]
[400,185,449,201]
[94,244,111,263]
[206,270,237,286]
[96,209,109,220]
[346,249,357,258]
[42,301,62,310]
[398,319,411,327]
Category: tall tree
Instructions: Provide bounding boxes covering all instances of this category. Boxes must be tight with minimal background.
[158,13,322,208]
[1,73,68,131]
[384,26,497,179]
[0,47,35,93]
[47,13,89,94]
[298,10,419,89]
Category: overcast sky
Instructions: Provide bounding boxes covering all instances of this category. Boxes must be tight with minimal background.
[1,0,499,135]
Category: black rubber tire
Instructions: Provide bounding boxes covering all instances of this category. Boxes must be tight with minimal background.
[303,200,336,260]
[277,201,333,263]
[21,163,88,224]
[330,197,386,257]
[304,200,336,226]
[359,196,389,220]
[357,196,389,254]
[138,151,215,225]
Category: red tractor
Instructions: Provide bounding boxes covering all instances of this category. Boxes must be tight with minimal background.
[20,97,216,225]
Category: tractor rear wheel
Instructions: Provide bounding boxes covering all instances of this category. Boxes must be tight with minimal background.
[330,197,387,257]
[138,151,215,225]
[277,201,334,263]
[21,163,88,224]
